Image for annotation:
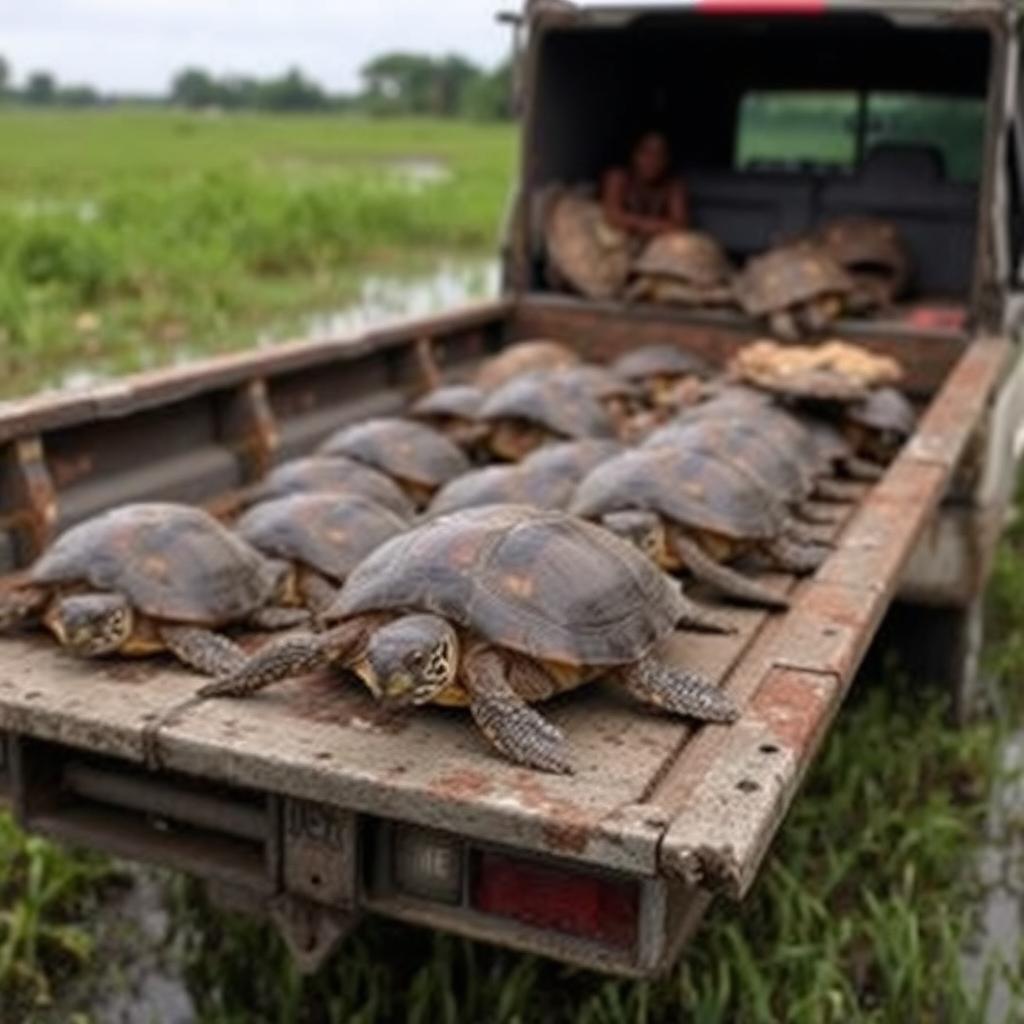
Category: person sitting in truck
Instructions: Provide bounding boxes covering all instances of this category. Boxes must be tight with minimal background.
[601,131,689,240]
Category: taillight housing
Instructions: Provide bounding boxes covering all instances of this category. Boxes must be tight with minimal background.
[366,819,641,953]
[472,850,639,950]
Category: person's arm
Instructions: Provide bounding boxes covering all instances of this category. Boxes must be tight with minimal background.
[667,179,689,230]
[601,169,677,238]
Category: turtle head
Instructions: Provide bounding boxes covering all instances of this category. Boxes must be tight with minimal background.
[48,593,133,656]
[359,614,459,705]
[601,510,669,566]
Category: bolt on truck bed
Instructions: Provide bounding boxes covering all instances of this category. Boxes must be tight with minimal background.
[0,296,1012,975]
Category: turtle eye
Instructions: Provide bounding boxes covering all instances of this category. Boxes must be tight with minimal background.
[407,650,425,669]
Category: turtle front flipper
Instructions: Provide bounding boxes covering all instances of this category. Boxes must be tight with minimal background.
[671,533,790,610]
[159,624,247,677]
[0,584,48,631]
[766,536,828,575]
[843,455,885,482]
[463,645,572,775]
[617,656,739,723]
[248,606,312,631]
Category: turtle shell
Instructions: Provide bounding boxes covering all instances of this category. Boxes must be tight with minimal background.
[814,217,911,303]
[736,244,854,316]
[848,387,916,437]
[329,504,687,666]
[478,370,617,441]
[252,456,414,518]
[475,340,579,391]
[560,364,642,403]
[644,419,813,501]
[319,418,470,490]
[546,194,632,300]
[236,494,408,582]
[633,232,733,287]
[32,503,283,625]
[613,344,713,383]
[411,384,485,422]
[570,447,784,541]
[429,440,624,517]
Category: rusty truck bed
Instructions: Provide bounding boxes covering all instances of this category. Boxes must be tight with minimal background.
[0,296,1009,970]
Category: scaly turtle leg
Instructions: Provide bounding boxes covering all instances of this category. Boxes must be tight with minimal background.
[616,656,739,722]
[298,572,339,616]
[159,624,247,677]
[671,533,789,611]
[462,644,572,775]
[198,618,373,699]
[765,536,828,575]
[0,584,48,631]
[783,517,834,547]
[675,591,737,635]
[769,309,800,342]
[248,605,312,631]
[795,502,844,526]
[814,477,863,503]
[843,455,885,482]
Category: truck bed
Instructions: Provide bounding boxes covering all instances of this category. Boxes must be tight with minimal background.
[0,298,1009,973]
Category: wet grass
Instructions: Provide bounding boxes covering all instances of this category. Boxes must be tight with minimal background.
[0,110,513,397]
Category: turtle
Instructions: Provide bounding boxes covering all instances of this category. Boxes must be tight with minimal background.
[249,456,415,518]
[612,344,715,411]
[735,244,855,340]
[813,216,912,312]
[642,417,839,536]
[194,504,740,774]
[626,232,736,307]
[0,503,308,676]
[679,396,873,501]
[545,193,633,300]
[235,494,409,614]
[410,384,488,450]
[319,418,471,507]
[570,446,826,609]
[475,340,580,391]
[843,386,916,464]
[428,440,625,517]
[478,369,619,461]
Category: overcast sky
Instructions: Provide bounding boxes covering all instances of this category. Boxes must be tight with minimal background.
[2,1,511,94]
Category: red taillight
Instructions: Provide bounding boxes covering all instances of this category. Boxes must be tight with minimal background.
[695,0,826,12]
[472,851,639,949]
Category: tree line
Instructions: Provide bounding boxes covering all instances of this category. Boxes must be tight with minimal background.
[0,52,513,119]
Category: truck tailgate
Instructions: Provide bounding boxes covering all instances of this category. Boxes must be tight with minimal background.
[0,336,1009,896]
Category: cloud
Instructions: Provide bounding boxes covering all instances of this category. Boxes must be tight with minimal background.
[1,0,510,93]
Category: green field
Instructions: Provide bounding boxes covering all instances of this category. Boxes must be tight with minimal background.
[0,109,514,398]
[2,108,1024,1021]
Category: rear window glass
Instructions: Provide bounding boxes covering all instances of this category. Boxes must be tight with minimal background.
[865,93,984,183]
[737,90,985,182]
[736,92,858,173]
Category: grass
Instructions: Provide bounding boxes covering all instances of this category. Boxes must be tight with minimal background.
[0,109,514,397]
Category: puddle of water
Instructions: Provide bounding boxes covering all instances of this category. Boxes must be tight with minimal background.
[386,157,452,191]
[297,254,498,340]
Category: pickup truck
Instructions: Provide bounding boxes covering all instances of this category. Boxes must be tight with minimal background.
[0,0,1022,978]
